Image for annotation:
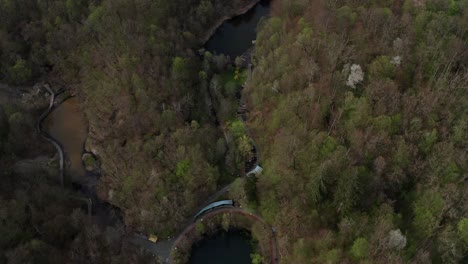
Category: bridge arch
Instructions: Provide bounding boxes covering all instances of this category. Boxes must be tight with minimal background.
[193,200,234,220]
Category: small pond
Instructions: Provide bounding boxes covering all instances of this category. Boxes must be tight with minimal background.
[45,97,87,180]
[44,97,122,226]
[205,0,271,58]
[190,230,253,264]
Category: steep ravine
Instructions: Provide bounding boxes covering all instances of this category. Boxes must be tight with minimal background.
[37,1,272,262]
[81,0,269,234]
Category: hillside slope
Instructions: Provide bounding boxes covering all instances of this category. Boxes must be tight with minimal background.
[245,0,467,263]
[0,0,258,234]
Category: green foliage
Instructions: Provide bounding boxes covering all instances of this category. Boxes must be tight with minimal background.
[172,57,188,79]
[198,70,207,80]
[248,1,466,263]
[244,175,258,206]
[350,237,369,260]
[234,56,243,68]
[121,176,136,199]
[373,115,392,132]
[66,0,86,22]
[176,160,191,178]
[437,225,464,264]
[419,129,438,154]
[229,119,245,139]
[7,59,31,84]
[457,218,468,245]
[369,56,396,81]
[448,0,463,15]
[319,136,338,158]
[83,154,97,168]
[87,5,104,30]
[324,249,340,263]
[195,222,206,235]
[238,135,252,157]
[221,213,230,231]
[297,24,313,51]
[251,252,264,264]
[196,0,214,24]
[0,0,465,263]
[224,81,238,97]
[161,110,178,132]
[413,191,445,239]
[441,160,461,183]
[131,73,145,92]
[393,138,411,168]
[292,238,314,262]
[221,69,246,87]
[402,0,416,14]
[336,6,357,29]
[451,118,466,144]
[342,92,371,131]
[334,167,366,215]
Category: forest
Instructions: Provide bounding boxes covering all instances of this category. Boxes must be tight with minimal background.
[1,0,258,232]
[0,0,467,263]
[1,0,256,262]
[245,0,467,263]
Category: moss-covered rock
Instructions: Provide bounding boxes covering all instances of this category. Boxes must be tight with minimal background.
[82,152,99,172]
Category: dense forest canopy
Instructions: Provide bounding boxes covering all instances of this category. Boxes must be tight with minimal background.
[245,0,467,263]
[0,0,467,263]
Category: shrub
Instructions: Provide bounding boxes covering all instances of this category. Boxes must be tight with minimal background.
[8,59,31,84]
[369,56,396,81]
[350,237,369,259]
[336,6,357,29]
[413,191,444,238]
[457,218,468,245]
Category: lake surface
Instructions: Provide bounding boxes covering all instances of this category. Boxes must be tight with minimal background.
[45,97,87,180]
[190,230,253,264]
[205,0,271,57]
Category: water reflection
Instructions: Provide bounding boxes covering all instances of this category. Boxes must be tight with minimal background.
[205,0,271,57]
[190,230,253,264]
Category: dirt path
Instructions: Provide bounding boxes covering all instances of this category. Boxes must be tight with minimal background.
[35,84,65,187]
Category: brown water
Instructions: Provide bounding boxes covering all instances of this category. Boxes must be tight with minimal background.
[45,97,87,180]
